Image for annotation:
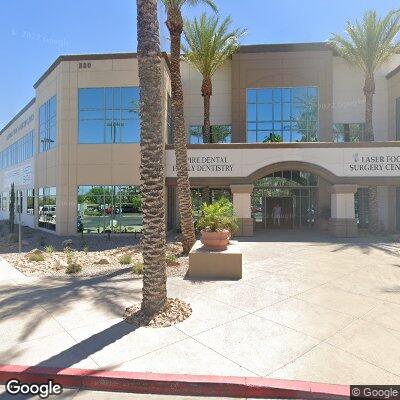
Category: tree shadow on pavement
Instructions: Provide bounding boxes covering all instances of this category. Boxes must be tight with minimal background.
[0,267,140,343]
[0,268,144,399]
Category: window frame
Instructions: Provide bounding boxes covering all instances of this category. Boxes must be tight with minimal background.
[246,86,319,143]
[78,87,141,144]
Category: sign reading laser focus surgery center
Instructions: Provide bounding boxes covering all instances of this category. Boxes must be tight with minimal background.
[172,156,234,173]
[349,153,400,172]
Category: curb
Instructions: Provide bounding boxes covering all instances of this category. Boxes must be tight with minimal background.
[0,364,350,399]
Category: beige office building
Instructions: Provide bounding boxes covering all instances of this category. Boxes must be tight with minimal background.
[1,43,400,237]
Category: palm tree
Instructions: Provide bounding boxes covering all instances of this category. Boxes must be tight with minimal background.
[329,9,400,233]
[161,0,217,254]
[137,0,167,316]
[183,13,245,143]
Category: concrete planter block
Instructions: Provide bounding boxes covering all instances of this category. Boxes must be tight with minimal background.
[188,240,242,280]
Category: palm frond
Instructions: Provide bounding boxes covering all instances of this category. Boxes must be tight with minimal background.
[161,0,217,12]
[329,9,400,74]
[182,13,246,79]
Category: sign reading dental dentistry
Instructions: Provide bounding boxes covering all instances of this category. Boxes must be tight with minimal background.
[165,144,400,180]
[172,156,234,173]
[349,153,400,172]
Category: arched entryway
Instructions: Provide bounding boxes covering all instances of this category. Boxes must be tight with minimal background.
[230,161,358,238]
[252,170,318,230]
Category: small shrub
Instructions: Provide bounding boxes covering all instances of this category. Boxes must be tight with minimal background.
[132,262,144,275]
[165,254,179,266]
[94,258,109,265]
[45,245,55,254]
[65,263,82,274]
[83,244,89,254]
[28,252,45,262]
[196,197,238,233]
[62,239,73,250]
[119,254,132,265]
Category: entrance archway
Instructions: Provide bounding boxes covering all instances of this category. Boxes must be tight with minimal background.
[252,170,319,231]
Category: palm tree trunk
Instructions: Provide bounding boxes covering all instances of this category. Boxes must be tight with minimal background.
[137,0,167,316]
[166,8,196,254]
[202,78,212,143]
[364,74,379,233]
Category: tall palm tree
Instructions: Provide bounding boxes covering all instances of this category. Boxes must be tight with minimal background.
[329,9,400,233]
[137,0,167,316]
[183,13,245,143]
[162,0,217,254]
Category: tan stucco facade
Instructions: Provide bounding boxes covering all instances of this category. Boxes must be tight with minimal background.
[1,44,400,237]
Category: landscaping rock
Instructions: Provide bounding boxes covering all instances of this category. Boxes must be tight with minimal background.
[94,258,110,265]
[124,298,192,328]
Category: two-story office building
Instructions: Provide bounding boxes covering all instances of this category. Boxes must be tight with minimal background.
[1,43,400,237]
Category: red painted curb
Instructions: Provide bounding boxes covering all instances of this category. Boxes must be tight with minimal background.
[0,364,350,399]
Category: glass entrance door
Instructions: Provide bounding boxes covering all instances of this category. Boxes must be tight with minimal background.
[262,196,294,229]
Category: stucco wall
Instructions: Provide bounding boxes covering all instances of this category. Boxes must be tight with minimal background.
[181,61,232,135]
[333,54,400,141]
[231,50,333,142]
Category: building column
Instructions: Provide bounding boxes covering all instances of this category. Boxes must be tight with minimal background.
[230,184,253,237]
[329,184,358,237]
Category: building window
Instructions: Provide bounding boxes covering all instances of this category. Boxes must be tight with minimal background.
[38,187,56,231]
[39,96,57,152]
[247,87,318,143]
[77,185,142,233]
[1,192,7,211]
[396,98,400,140]
[190,188,232,221]
[78,87,140,144]
[27,189,34,215]
[396,187,400,231]
[333,123,365,142]
[355,188,369,229]
[189,125,232,144]
[0,130,34,170]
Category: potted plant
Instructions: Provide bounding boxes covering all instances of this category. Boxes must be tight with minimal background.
[196,197,238,250]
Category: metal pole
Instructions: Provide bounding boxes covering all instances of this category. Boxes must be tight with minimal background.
[18,196,21,253]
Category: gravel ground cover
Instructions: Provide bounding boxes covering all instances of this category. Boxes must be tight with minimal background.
[0,222,188,278]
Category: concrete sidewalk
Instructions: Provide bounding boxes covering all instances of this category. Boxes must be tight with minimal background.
[0,231,399,390]
[0,386,250,399]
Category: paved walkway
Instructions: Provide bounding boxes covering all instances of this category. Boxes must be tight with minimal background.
[0,230,400,397]
[0,387,249,399]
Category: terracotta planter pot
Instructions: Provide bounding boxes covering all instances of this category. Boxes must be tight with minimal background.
[200,229,230,250]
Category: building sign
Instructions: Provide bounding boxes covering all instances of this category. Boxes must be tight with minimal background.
[172,156,234,173]
[3,163,33,188]
[5,114,34,141]
[349,153,400,172]
[165,146,400,179]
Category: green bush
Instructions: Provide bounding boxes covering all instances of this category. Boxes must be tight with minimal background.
[165,254,179,266]
[45,245,55,254]
[132,262,144,275]
[62,239,73,250]
[84,210,102,216]
[119,254,132,265]
[66,263,82,274]
[28,252,45,262]
[196,197,238,233]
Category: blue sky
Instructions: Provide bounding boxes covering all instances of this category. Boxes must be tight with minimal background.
[0,0,399,128]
